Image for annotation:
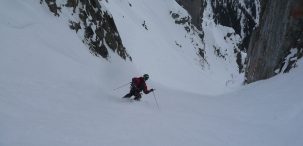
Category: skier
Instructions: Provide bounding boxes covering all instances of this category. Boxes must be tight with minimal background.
[123,74,154,101]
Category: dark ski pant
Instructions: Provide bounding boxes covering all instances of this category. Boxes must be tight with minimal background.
[123,88,142,100]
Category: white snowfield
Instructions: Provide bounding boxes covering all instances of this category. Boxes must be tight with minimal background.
[0,0,302,146]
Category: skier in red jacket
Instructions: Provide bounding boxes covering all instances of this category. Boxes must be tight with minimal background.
[123,74,154,101]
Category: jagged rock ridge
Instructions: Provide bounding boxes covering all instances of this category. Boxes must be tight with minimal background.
[41,0,131,61]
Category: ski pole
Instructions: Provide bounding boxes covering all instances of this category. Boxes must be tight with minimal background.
[113,82,131,91]
[152,91,160,110]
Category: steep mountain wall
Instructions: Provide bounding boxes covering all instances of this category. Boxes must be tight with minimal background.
[40,0,131,60]
[176,0,260,73]
[176,0,303,83]
[176,0,260,46]
[210,0,259,52]
[175,0,205,31]
[245,0,303,83]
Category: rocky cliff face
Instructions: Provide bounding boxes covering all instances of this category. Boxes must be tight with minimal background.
[245,0,303,83]
[210,0,259,52]
[175,0,205,31]
[177,0,303,83]
[41,0,131,61]
[176,0,260,73]
[176,0,258,36]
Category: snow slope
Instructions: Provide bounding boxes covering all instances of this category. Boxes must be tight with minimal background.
[102,0,244,95]
[1,0,303,146]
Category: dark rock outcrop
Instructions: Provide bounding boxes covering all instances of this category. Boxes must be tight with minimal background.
[175,0,205,31]
[41,0,61,16]
[176,0,259,73]
[176,0,258,50]
[211,0,259,73]
[41,0,131,61]
[245,0,303,83]
[211,0,258,52]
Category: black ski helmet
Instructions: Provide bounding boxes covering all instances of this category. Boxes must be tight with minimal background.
[143,74,149,80]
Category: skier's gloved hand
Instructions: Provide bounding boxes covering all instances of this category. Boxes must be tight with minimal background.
[150,88,155,92]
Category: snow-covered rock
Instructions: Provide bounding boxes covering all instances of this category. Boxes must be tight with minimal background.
[41,0,131,60]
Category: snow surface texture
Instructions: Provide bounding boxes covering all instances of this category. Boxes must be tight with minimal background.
[1,0,303,146]
[102,0,244,95]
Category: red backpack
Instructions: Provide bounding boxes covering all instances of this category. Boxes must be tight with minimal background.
[132,77,147,91]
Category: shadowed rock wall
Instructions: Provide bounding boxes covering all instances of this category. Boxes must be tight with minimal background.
[245,0,303,83]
